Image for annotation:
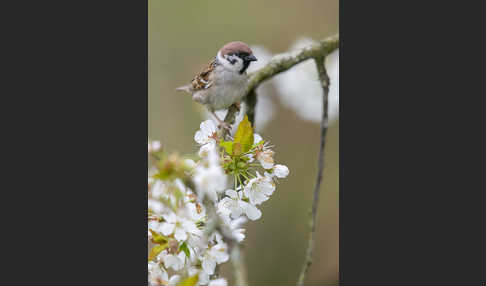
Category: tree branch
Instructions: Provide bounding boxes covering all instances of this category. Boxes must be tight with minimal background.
[221,104,240,139]
[231,244,249,286]
[222,34,338,133]
[245,34,338,96]
[216,34,338,286]
[244,90,257,126]
[296,56,331,286]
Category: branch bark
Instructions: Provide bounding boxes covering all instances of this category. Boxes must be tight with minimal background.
[221,104,240,139]
[244,90,257,126]
[245,34,338,97]
[231,244,249,286]
[296,56,331,286]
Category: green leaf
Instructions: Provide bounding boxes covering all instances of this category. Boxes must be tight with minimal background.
[233,115,254,154]
[179,242,190,257]
[220,140,233,155]
[148,243,168,261]
[149,229,168,244]
[233,142,242,156]
[177,274,199,286]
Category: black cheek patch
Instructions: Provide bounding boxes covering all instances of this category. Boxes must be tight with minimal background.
[240,60,251,74]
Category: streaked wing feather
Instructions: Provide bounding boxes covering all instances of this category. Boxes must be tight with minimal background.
[191,58,217,91]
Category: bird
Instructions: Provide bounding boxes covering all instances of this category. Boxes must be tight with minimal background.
[176,41,258,130]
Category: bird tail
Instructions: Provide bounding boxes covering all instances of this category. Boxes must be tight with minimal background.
[175,85,192,94]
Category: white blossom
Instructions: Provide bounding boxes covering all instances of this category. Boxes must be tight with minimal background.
[150,180,167,200]
[148,140,162,153]
[159,212,201,242]
[148,118,290,285]
[230,216,247,242]
[194,120,218,145]
[184,158,196,169]
[168,275,180,286]
[255,148,275,169]
[244,172,276,205]
[217,189,261,221]
[193,145,226,201]
[209,231,225,246]
[161,251,186,271]
[186,202,206,221]
[253,136,275,169]
[273,164,289,178]
[148,220,161,235]
[209,278,228,286]
[188,267,210,285]
[193,165,226,202]
[148,199,164,215]
[253,133,263,144]
[148,261,180,286]
[198,140,216,157]
[148,261,168,286]
[200,243,230,276]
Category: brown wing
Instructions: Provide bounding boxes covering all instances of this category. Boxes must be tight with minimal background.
[191,58,217,91]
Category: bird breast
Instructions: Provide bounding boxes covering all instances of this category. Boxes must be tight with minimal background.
[198,66,248,111]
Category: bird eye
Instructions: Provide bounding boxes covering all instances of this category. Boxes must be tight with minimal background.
[226,54,238,65]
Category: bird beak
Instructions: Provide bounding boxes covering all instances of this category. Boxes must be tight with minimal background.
[246,54,257,62]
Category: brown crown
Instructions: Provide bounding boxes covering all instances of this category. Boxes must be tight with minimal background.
[219,41,253,56]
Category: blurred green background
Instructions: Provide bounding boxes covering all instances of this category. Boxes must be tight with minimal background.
[149,1,339,285]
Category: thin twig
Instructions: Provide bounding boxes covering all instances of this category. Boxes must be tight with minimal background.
[231,243,249,286]
[221,104,240,139]
[296,56,330,286]
[244,90,257,126]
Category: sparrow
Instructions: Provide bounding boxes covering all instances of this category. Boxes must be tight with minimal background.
[176,41,258,130]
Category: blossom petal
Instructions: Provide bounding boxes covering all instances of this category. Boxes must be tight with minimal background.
[202,258,216,275]
[230,206,243,219]
[274,164,289,178]
[233,229,246,242]
[159,222,175,236]
[209,278,228,286]
[162,212,177,223]
[200,120,216,136]
[163,254,184,271]
[259,158,274,169]
[183,220,202,236]
[253,133,263,144]
[225,189,238,199]
[243,202,262,221]
[169,275,181,286]
[174,226,188,241]
[194,130,206,144]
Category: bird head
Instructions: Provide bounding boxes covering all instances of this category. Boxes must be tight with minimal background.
[217,41,258,74]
